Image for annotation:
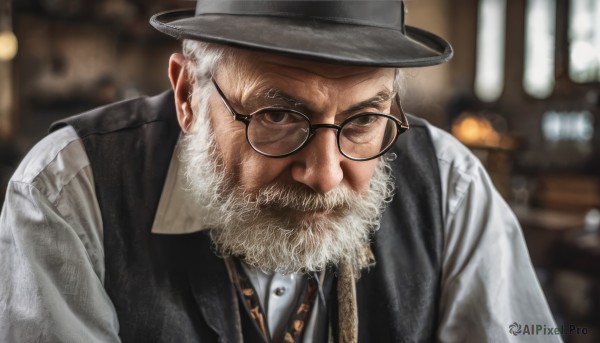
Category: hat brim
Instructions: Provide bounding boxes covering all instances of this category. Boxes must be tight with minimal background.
[151,9,452,68]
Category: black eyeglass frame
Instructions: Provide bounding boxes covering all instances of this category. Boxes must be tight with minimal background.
[211,78,409,161]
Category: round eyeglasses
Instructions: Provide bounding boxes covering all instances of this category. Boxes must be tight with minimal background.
[211,78,409,161]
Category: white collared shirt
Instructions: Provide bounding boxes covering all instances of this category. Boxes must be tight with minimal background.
[0,122,560,342]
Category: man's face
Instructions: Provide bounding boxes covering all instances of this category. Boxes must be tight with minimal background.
[209,51,396,196]
[178,50,396,274]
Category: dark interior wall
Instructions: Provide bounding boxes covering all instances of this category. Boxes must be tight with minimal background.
[10,0,183,154]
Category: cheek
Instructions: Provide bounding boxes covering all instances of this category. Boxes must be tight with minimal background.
[342,159,378,193]
[209,105,249,177]
[213,127,246,163]
[237,155,291,191]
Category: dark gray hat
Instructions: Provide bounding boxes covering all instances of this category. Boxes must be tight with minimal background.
[150,0,452,67]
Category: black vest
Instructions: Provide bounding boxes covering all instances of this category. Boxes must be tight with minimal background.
[51,91,444,342]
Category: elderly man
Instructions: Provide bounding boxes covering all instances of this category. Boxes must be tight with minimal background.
[1,1,558,342]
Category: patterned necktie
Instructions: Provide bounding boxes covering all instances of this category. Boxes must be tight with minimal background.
[230,258,318,342]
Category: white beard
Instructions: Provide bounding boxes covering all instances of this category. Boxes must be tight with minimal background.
[179,85,395,274]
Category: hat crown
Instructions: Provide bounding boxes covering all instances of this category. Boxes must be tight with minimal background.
[150,0,452,67]
[195,0,406,31]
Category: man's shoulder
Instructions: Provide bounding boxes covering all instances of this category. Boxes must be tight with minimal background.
[50,90,176,138]
[404,117,487,216]
[10,126,91,204]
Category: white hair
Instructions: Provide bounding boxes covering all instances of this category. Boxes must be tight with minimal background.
[181,40,230,128]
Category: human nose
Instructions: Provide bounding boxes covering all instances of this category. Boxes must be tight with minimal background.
[290,129,344,194]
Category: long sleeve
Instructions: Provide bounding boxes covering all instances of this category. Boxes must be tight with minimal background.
[0,127,120,342]
[429,126,560,342]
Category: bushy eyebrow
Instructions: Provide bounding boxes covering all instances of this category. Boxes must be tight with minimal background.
[264,88,305,107]
[242,88,305,111]
[338,91,395,116]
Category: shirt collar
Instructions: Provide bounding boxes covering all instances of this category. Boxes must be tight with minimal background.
[151,137,211,234]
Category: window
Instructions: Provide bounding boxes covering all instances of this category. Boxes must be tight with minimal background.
[569,0,600,82]
[523,0,556,98]
[475,0,506,102]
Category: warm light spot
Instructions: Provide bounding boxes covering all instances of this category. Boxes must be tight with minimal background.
[452,113,500,147]
[0,31,18,61]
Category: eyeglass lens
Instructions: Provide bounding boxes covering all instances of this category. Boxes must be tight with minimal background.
[247,110,398,159]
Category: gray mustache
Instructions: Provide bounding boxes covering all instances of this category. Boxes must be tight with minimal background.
[244,184,358,213]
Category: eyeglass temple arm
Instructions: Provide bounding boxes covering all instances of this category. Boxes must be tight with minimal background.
[395,93,409,133]
[211,78,251,123]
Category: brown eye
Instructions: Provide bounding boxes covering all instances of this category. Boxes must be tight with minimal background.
[263,111,291,124]
[247,110,311,155]
[351,115,378,126]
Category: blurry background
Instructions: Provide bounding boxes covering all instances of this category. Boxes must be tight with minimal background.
[1,0,599,340]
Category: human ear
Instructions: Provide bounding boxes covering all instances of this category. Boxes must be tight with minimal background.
[169,53,194,133]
